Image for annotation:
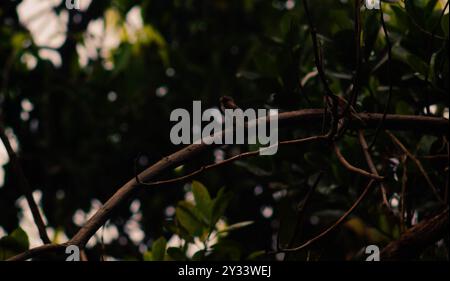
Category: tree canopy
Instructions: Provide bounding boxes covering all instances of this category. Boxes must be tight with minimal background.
[0,0,448,261]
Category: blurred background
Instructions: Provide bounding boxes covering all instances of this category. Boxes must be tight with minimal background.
[0,0,448,260]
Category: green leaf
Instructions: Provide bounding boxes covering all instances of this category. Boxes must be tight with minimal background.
[163,221,194,243]
[211,239,242,261]
[218,221,254,234]
[176,201,208,237]
[143,251,153,261]
[192,181,212,221]
[390,5,409,32]
[428,52,438,85]
[246,250,266,260]
[192,249,206,261]
[417,135,438,154]
[151,236,167,261]
[424,0,439,17]
[363,10,381,60]
[392,45,428,77]
[234,161,272,177]
[442,13,449,37]
[405,0,425,24]
[0,227,30,260]
[9,228,29,249]
[112,44,132,76]
[167,247,188,261]
[395,101,415,115]
[210,187,233,228]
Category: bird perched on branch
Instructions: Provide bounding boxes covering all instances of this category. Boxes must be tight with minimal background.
[220,96,239,111]
[324,95,361,120]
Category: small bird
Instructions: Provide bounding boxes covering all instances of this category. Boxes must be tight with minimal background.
[219,96,239,112]
[324,95,360,119]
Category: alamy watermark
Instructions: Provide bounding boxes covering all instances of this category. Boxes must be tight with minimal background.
[169,101,279,155]
[65,245,80,261]
[63,244,380,261]
[65,0,81,10]
[364,0,380,10]
[365,245,380,261]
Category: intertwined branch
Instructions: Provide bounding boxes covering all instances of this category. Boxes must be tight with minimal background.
[381,207,449,260]
[386,130,444,203]
[6,109,448,261]
[278,179,375,253]
[4,0,449,262]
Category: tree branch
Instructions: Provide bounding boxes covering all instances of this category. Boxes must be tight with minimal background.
[278,179,375,252]
[349,0,362,107]
[333,142,384,181]
[285,171,324,250]
[381,207,449,260]
[138,136,327,186]
[7,243,66,261]
[0,125,51,244]
[358,130,389,207]
[302,0,340,137]
[7,109,448,260]
[370,1,393,148]
[386,130,444,203]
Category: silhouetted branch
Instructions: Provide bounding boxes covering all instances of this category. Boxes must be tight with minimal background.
[358,130,389,207]
[7,243,66,261]
[333,142,384,180]
[302,0,340,137]
[278,179,375,252]
[0,125,51,244]
[386,130,444,203]
[285,171,324,250]
[348,0,362,108]
[137,136,327,186]
[381,207,449,260]
[7,109,448,260]
[370,2,393,148]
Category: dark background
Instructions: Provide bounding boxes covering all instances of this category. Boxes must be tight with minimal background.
[0,0,448,261]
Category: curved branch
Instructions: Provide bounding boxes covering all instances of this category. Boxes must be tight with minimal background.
[139,135,327,186]
[7,243,66,261]
[333,143,384,181]
[386,130,444,203]
[279,179,375,252]
[8,109,448,260]
[358,130,389,206]
[381,207,449,260]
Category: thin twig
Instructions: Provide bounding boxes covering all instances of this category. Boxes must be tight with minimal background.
[302,0,340,137]
[419,154,449,160]
[278,179,375,252]
[358,130,389,206]
[0,125,51,244]
[349,0,362,108]
[8,109,448,260]
[286,171,324,250]
[445,138,449,203]
[369,2,393,149]
[137,136,327,186]
[302,0,335,99]
[386,130,443,203]
[333,142,384,181]
[400,154,408,233]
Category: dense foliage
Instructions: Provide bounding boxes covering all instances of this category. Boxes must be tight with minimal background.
[0,0,448,261]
